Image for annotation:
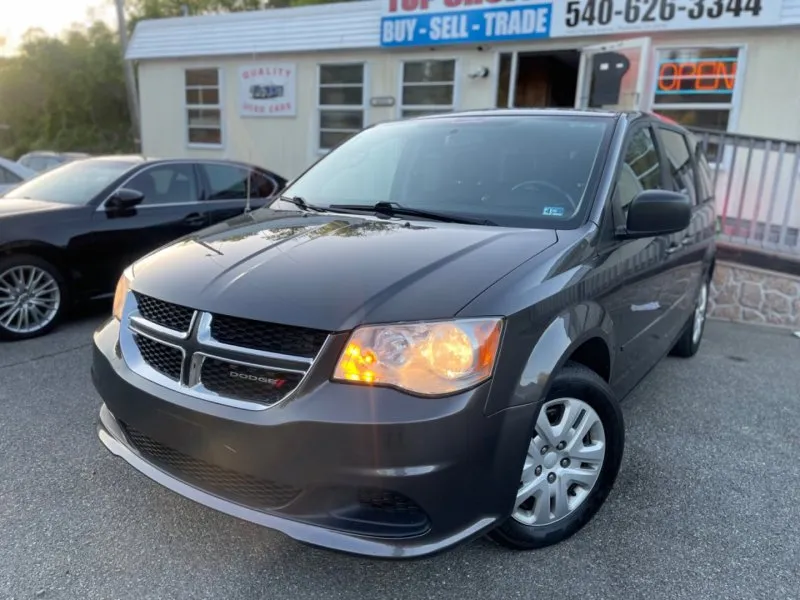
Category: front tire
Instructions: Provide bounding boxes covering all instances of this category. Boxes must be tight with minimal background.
[488,361,624,550]
[0,254,67,341]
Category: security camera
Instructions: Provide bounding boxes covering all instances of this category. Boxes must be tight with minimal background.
[468,67,489,79]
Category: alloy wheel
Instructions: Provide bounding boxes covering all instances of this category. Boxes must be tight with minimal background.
[512,397,606,527]
[692,282,709,345]
[0,265,61,334]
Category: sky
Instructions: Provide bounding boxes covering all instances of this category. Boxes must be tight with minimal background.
[0,0,116,55]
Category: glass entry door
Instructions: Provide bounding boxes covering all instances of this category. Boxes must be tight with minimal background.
[574,37,652,111]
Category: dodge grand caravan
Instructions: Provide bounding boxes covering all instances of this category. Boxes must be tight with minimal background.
[91,109,716,559]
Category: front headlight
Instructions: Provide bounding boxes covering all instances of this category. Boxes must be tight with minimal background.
[333,318,503,396]
[112,268,133,321]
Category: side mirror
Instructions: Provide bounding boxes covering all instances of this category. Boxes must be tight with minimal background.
[106,188,144,212]
[621,190,691,238]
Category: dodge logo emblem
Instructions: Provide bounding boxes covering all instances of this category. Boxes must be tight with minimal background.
[229,370,286,388]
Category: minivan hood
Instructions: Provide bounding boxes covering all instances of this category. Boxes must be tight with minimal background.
[130,210,558,332]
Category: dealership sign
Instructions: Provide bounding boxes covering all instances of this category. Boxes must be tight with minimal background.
[380,0,783,47]
[238,63,297,117]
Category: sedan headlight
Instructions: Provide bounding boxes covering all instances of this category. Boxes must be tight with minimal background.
[112,268,133,321]
[333,318,503,396]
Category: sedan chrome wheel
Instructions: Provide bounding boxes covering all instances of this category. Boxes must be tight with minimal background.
[692,281,709,345]
[0,265,61,335]
[513,397,606,527]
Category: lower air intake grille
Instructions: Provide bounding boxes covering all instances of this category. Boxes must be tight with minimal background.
[121,423,302,510]
[133,333,183,381]
[357,488,423,514]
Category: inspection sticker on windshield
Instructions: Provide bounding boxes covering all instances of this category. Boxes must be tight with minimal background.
[543,206,564,217]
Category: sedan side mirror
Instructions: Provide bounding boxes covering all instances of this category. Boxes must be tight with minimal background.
[106,188,145,212]
[621,190,691,238]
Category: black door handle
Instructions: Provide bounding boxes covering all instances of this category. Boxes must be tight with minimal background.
[184,213,205,226]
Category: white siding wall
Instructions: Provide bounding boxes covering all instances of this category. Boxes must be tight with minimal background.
[137,28,800,180]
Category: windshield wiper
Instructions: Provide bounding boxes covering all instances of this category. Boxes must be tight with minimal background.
[276,195,328,213]
[328,202,496,226]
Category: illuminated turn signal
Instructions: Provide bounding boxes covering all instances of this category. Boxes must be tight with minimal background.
[333,318,503,396]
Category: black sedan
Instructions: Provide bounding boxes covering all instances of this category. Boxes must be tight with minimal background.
[0,156,286,340]
[91,109,716,558]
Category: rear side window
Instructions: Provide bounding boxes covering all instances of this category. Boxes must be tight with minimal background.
[200,163,279,200]
[689,135,715,203]
[249,171,279,199]
[659,128,698,206]
[28,157,48,171]
[614,127,662,215]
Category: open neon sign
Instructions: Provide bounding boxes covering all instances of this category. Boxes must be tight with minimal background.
[656,59,737,95]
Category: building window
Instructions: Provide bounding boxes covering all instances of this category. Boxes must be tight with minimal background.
[185,68,222,146]
[401,59,456,119]
[651,47,741,162]
[318,64,365,152]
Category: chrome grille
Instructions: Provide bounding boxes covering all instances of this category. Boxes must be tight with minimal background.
[132,333,183,381]
[120,292,328,410]
[132,292,195,332]
[210,314,327,358]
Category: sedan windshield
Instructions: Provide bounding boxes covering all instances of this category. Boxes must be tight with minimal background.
[1,159,135,205]
[277,114,614,229]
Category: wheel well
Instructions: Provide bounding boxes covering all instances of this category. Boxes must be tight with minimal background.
[566,337,611,382]
[0,244,70,284]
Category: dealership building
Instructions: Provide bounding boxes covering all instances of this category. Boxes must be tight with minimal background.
[125,0,800,179]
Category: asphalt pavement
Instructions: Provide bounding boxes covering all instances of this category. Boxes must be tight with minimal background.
[1,311,798,600]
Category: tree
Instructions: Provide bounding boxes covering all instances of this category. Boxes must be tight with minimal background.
[125,0,265,30]
[0,0,353,158]
[0,22,135,158]
[126,0,360,23]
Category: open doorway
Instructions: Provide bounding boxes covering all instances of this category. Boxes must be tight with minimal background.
[496,39,652,112]
[496,50,580,109]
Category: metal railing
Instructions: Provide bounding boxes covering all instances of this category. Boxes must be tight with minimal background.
[690,127,800,257]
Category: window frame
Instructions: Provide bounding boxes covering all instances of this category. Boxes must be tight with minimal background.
[646,43,748,168]
[184,66,225,150]
[314,61,369,156]
[396,57,461,120]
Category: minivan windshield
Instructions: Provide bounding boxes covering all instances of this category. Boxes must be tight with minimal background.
[2,159,134,204]
[276,115,614,229]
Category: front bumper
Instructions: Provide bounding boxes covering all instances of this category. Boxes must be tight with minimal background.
[91,317,537,559]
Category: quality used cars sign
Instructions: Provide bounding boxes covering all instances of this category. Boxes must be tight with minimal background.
[379,0,783,47]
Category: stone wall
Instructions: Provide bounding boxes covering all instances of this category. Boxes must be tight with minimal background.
[709,261,800,329]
